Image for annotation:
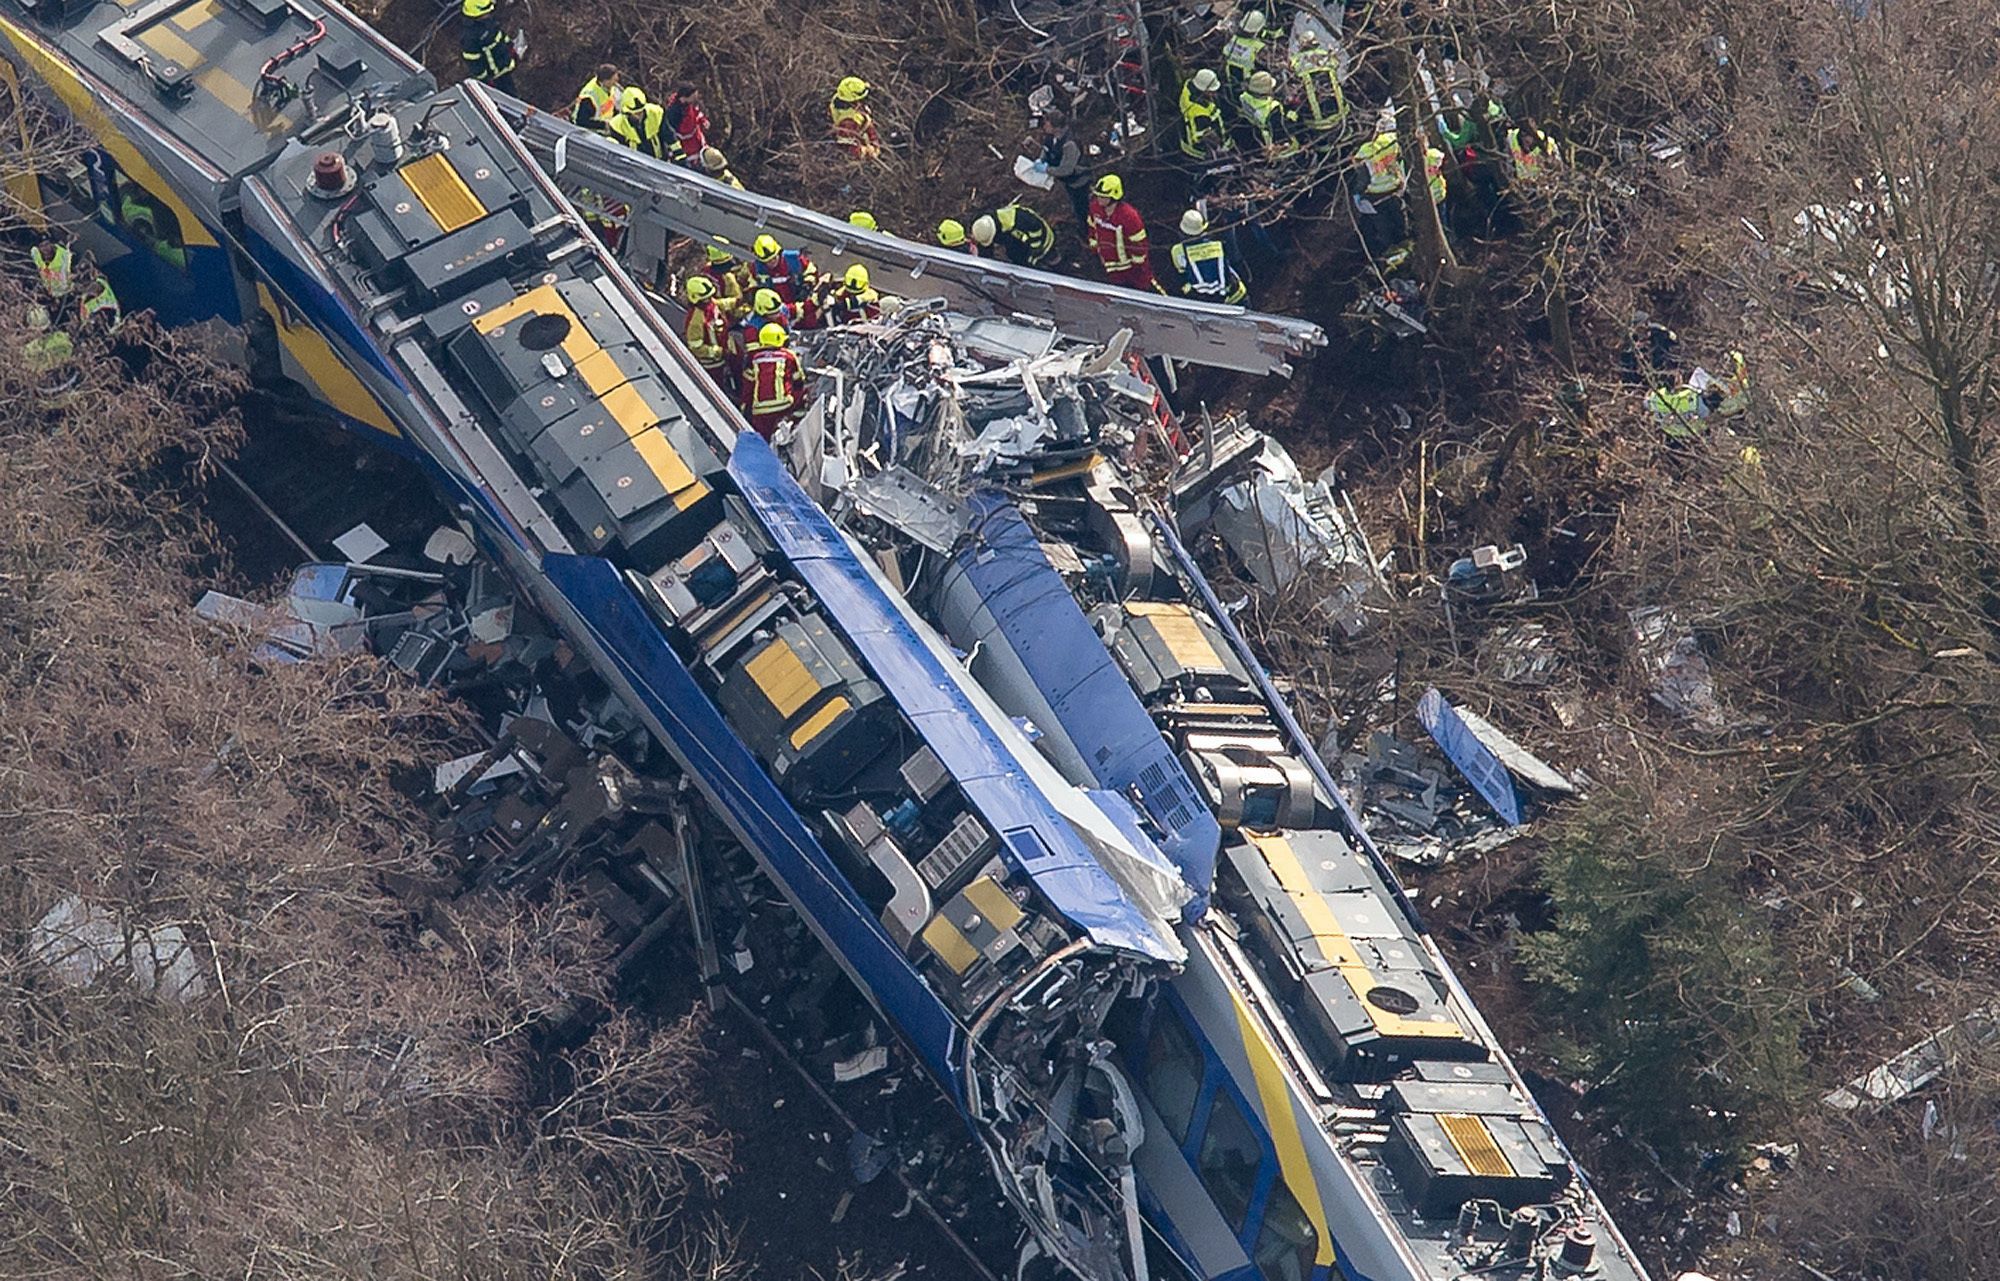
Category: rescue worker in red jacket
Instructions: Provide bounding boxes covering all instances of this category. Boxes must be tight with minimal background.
[728,288,793,383]
[1088,174,1160,292]
[830,76,881,160]
[683,275,731,394]
[741,323,806,441]
[662,84,709,166]
[750,234,817,308]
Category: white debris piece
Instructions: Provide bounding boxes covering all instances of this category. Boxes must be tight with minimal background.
[332,521,389,564]
[1823,1006,2000,1111]
[1201,436,1380,634]
[29,895,209,1004]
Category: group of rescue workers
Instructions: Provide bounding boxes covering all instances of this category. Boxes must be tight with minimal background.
[19,236,121,395]
[442,0,1732,441]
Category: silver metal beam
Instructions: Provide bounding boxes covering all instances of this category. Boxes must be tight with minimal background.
[481,90,1326,378]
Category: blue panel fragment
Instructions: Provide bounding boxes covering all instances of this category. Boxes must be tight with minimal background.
[728,436,1180,963]
[953,495,1219,913]
[1415,688,1523,826]
[539,550,965,1096]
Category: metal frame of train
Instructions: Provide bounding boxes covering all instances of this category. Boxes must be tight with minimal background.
[0,1,1652,1277]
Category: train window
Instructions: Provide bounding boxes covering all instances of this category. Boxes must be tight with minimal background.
[1251,1179,1318,1281]
[1142,1010,1203,1146]
[1196,1090,1260,1233]
[113,174,188,273]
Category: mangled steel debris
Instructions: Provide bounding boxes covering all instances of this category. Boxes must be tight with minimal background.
[1823,1007,2000,1112]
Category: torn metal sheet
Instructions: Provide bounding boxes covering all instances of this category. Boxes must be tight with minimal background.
[1415,689,1524,826]
[485,91,1326,378]
[1823,1007,2000,1111]
[1449,704,1579,797]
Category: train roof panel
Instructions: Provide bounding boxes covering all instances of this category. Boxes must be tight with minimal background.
[8,0,424,179]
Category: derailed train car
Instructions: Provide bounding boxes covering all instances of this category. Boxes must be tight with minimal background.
[0,2,1651,1276]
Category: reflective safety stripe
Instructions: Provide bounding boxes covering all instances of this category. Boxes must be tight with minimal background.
[1293,52,1345,128]
[1222,32,1263,74]
[747,351,799,415]
[1172,238,1232,300]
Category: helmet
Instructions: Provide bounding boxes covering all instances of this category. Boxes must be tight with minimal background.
[758,322,788,348]
[752,287,783,315]
[752,234,781,261]
[700,146,729,172]
[1094,173,1123,200]
[619,87,647,113]
[970,215,997,245]
[686,276,716,304]
[836,76,870,103]
[1298,28,1319,46]
[1192,68,1221,94]
[1246,70,1276,95]
[24,303,50,332]
[1241,9,1265,34]
[842,264,871,291]
[847,210,879,231]
[704,243,733,264]
[1179,209,1207,236]
[462,0,494,17]
[936,219,967,247]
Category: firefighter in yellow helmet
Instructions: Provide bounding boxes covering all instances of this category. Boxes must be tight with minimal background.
[610,87,668,160]
[459,0,517,95]
[971,202,1056,267]
[821,263,882,326]
[1088,174,1160,292]
[682,275,731,393]
[936,219,976,254]
[830,76,881,161]
[741,322,806,440]
[700,146,745,190]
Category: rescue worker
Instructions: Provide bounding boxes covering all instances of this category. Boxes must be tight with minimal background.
[682,276,731,393]
[1088,174,1160,292]
[1040,112,1092,236]
[662,84,709,166]
[610,87,668,160]
[1221,10,1268,95]
[1291,30,1345,133]
[700,243,750,313]
[1178,69,1231,165]
[1644,381,1720,440]
[936,219,976,254]
[572,65,622,132]
[728,287,793,381]
[21,303,77,395]
[1506,119,1559,183]
[830,76,881,161]
[821,264,881,326]
[1169,209,1247,304]
[75,265,121,335]
[699,146,745,190]
[741,323,805,441]
[749,234,816,308]
[1238,71,1299,157]
[970,201,1055,267]
[30,238,73,300]
[458,0,517,95]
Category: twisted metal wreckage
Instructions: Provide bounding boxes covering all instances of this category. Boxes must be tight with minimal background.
[0,2,1650,1273]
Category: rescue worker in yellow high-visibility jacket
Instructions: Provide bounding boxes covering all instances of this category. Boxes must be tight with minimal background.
[1291,30,1345,133]
[30,239,73,300]
[572,65,622,132]
[610,88,669,161]
[1178,69,1231,164]
[683,275,731,395]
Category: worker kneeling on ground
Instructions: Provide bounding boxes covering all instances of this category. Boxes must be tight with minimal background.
[970,201,1055,267]
[1170,209,1247,304]
[741,323,805,441]
[1088,174,1161,293]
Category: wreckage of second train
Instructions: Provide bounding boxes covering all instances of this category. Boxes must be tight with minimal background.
[0,2,1649,1276]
